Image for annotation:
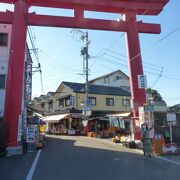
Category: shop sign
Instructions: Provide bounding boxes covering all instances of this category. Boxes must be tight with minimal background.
[163,144,177,154]
[138,75,147,89]
[144,105,154,112]
[86,110,92,116]
[26,126,36,143]
[17,115,22,142]
[25,62,32,102]
[167,113,176,122]
[71,113,82,118]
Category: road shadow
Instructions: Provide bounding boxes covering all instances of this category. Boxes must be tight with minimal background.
[32,136,179,180]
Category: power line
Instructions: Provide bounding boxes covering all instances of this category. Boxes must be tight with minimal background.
[38,48,81,72]
[150,67,163,88]
[129,26,180,63]
[103,49,163,68]
[27,27,44,93]
[104,52,162,72]
[91,56,180,82]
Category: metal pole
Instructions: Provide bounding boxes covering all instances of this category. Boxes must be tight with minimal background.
[170,123,172,143]
[85,31,89,117]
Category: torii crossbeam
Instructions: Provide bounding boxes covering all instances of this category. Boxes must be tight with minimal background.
[0,0,168,148]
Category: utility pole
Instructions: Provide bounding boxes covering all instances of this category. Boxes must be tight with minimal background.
[81,31,90,117]
[71,29,90,117]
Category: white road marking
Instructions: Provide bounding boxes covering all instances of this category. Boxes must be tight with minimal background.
[154,155,180,166]
[92,138,180,165]
[133,148,180,165]
[26,150,42,180]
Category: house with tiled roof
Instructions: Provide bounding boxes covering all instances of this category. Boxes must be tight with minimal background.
[36,81,131,117]
[89,69,130,92]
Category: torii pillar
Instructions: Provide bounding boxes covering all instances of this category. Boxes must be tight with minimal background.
[0,0,169,151]
[124,10,146,118]
[4,0,28,151]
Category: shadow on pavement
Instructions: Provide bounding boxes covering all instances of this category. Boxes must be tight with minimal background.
[32,136,179,180]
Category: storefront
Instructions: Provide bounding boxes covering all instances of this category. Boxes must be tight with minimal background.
[107,112,132,137]
[43,113,83,135]
[27,114,46,151]
[87,117,110,138]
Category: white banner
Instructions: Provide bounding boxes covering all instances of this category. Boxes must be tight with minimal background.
[138,75,147,89]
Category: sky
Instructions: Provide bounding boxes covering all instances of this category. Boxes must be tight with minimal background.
[0,0,180,106]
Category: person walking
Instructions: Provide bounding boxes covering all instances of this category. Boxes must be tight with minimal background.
[141,123,153,159]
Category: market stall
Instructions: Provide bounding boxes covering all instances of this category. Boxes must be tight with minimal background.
[43,113,83,135]
[107,113,132,138]
[43,114,69,134]
[87,117,110,138]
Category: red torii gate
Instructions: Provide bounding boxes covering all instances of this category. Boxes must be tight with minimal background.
[0,0,168,148]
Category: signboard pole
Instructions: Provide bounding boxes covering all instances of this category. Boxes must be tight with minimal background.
[170,122,172,143]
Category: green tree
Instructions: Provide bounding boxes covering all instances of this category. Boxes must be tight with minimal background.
[146,88,163,102]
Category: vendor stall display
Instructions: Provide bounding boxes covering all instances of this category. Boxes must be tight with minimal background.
[43,113,83,135]
[87,117,110,138]
[107,112,132,139]
[27,115,46,151]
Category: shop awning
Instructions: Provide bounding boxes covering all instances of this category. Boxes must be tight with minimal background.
[43,114,69,123]
[108,112,132,118]
[88,116,109,121]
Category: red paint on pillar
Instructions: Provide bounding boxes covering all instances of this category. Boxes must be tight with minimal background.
[4,1,28,147]
[124,10,146,118]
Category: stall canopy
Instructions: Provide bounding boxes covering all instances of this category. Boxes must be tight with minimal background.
[43,114,69,123]
[107,112,132,129]
[109,112,132,118]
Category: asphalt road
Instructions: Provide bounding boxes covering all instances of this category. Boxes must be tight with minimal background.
[31,136,179,180]
[0,136,179,180]
[0,150,36,180]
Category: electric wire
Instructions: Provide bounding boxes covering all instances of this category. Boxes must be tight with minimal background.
[27,27,44,93]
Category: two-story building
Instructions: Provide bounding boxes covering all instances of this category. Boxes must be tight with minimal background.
[32,81,131,117]
[89,70,130,92]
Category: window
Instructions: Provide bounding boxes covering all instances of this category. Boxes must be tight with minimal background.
[48,101,53,110]
[116,76,122,80]
[41,102,45,109]
[122,99,130,107]
[106,98,114,106]
[0,75,6,89]
[59,99,64,108]
[104,77,109,84]
[89,97,96,106]
[65,98,70,107]
[0,33,8,46]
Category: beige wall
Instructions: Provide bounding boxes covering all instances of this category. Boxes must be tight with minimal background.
[76,93,131,112]
[43,91,77,112]
[40,84,131,113]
